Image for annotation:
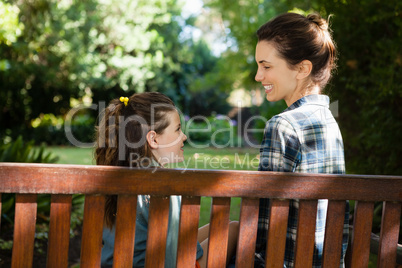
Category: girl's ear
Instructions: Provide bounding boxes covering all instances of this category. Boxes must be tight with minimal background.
[296,60,313,80]
[146,131,158,149]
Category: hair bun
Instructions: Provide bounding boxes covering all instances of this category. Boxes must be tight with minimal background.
[307,13,328,31]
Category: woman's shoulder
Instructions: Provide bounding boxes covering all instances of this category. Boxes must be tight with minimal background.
[266,112,296,131]
[264,114,299,139]
[265,106,317,137]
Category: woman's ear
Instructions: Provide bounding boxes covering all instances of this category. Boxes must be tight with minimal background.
[296,60,313,80]
[146,130,158,149]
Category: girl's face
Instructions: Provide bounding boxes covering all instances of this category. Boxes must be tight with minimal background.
[255,41,301,107]
[152,111,187,165]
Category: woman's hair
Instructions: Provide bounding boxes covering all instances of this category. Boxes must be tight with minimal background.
[257,12,337,89]
[95,92,176,228]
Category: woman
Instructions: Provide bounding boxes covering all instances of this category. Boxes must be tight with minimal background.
[254,13,349,267]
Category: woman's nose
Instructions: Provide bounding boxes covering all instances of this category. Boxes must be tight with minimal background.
[255,69,263,82]
[182,133,187,141]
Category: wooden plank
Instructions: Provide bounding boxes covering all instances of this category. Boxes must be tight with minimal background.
[113,195,138,268]
[1,163,402,201]
[265,199,289,268]
[11,194,37,268]
[294,200,317,268]
[80,195,106,268]
[145,196,170,268]
[349,201,374,267]
[46,194,72,268]
[377,201,401,267]
[235,198,259,268]
[207,197,231,268]
[322,200,346,268]
[176,196,201,268]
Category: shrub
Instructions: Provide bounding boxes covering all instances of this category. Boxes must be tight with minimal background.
[0,135,59,163]
[29,113,95,145]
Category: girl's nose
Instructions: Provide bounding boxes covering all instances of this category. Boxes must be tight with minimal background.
[182,133,187,142]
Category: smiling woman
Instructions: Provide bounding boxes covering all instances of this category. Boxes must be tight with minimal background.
[252,12,349,268]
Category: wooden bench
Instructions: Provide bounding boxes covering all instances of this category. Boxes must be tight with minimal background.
[0,162,401,268]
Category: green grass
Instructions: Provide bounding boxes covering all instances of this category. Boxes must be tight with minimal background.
[45,145,258,226]
[44,146,95,165]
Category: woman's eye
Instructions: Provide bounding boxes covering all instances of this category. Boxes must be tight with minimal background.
[264,66,270,70]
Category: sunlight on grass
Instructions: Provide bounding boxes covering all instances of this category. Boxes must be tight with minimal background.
[45,146,94,165]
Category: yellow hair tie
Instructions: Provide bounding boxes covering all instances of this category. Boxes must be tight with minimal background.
[119,96,129,106]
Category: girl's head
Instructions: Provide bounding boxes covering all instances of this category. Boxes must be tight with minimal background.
[95,92,187,168]
[255,12,336,104]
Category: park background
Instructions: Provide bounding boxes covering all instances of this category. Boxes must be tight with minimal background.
[0,0,401,267]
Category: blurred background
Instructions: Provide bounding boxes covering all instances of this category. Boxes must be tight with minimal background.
[0,1,401,266]
[0,0,401,174]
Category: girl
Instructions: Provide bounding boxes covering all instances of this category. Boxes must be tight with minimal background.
[254,13,349,267]
[95,92,237,268]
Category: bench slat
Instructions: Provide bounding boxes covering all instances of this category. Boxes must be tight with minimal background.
[207,197,231,268]
[2,163,402,202]
[145,196,170,268]
[12,194,37,268]
[378,201,401,267]
[46,194,72,268]
[294,200,317,268]
[322,200,346,268]
[177,196,201,268]
[80,195,106,268]
[113,195,138,268]
[265,199,290,268]
[349,201,374,267]
[235,198,259,267]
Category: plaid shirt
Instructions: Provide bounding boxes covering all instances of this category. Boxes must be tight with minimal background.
[256,95,349,268]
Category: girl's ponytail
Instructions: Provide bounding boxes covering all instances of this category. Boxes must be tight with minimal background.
[95,92,176,228]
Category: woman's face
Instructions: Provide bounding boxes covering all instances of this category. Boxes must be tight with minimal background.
[152,111,187,165]
[255,41,301,106]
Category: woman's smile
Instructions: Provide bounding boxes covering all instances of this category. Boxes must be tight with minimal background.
[263,84,274,93]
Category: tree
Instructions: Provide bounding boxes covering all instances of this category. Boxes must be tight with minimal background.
[316,0,402,175]
[0,0,183,133]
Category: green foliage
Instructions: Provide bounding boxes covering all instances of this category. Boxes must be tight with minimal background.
[0,238,13,250]
[0,136,59,163]
[309,0,402,175]
[1,0,231,145]
[1,0,189,134]
[0,2,24,46]
[29,113,95,145]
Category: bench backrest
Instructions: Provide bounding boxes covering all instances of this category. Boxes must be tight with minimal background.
[0,163,401,268]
